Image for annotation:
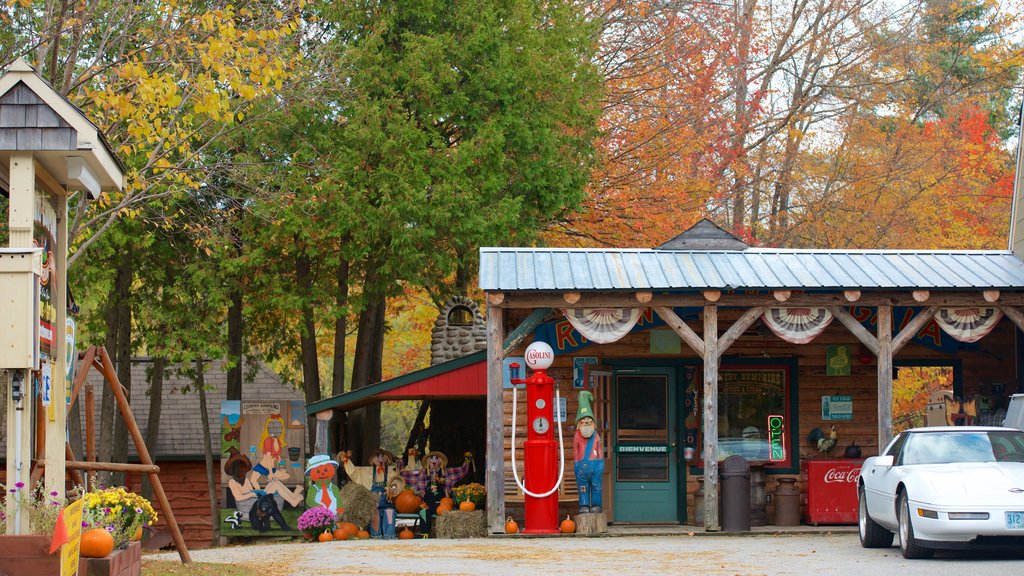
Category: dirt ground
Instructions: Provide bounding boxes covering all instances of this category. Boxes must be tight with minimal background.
[147,532,1024,576]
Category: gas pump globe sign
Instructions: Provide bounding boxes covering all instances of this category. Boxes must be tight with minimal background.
[524,341,554,370]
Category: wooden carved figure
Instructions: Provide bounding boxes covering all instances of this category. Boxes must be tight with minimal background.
[573,391,604,513]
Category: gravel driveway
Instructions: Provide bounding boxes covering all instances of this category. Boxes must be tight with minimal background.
[148,532,1024,575]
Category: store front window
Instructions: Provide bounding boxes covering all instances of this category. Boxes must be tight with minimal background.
[703,366,792,468]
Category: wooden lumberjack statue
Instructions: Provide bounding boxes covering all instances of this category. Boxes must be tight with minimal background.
[573,391,604,513]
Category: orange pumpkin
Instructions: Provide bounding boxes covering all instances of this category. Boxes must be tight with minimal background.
[318,531,334,542]
[81,528,114,558]
[436,503,453,516]
[356,529,370,539]
[505,516,519,534]
[334,522,358,540]
[458,500,476,512]
[440,497,455,509]
[560,514,576,534]
[394,490,422,514]
[398,527,415,539]
[133,526,143,541]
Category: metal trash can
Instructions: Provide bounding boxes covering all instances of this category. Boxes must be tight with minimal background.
[720,455,751,532]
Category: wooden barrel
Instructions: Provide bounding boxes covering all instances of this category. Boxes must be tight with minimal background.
[749,465,766,526]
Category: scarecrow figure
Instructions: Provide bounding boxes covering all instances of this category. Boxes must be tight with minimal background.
[573,391,604,513]
[305,454,342,515]
[340,448,399,538]
[399,450,473,532]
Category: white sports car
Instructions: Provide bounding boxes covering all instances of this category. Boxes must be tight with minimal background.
[858,426,1024,558]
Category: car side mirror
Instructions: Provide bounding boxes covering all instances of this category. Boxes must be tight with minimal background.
[874,455,894,467]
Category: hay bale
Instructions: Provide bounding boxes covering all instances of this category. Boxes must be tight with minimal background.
[339,482,376,530]
[435,509,487,539]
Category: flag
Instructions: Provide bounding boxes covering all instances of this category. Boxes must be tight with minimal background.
[49,508,68,554]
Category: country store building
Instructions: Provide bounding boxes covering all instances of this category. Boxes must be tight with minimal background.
[479,215,1024,533]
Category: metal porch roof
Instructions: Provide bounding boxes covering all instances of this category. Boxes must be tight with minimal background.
[479,248,1024,292]
[306,351,486,414]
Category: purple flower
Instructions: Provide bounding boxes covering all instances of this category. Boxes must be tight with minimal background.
[106,525,114,533]
[135,507,143,514]
[14,482,24,489]
[81,521,89,528]
[50,491,59,497]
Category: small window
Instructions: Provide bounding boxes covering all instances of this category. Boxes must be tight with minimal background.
[447,305,474,326]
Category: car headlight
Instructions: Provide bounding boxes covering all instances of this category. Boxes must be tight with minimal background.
[947,512,990,520]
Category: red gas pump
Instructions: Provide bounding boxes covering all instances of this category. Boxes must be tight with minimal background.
[508,341,563,534]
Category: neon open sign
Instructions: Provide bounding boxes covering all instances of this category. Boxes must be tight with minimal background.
[768,414,785,462]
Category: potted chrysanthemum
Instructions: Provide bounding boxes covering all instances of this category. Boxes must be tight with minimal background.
[297,506,337,541]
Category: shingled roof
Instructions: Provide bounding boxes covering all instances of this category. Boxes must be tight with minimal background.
[0,358,305,460]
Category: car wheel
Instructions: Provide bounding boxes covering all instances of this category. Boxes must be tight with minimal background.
[898,492,934,559]
[858,486,893,548]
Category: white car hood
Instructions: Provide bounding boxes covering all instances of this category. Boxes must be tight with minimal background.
[918,463,1024,506]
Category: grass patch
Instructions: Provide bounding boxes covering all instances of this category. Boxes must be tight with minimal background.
[142,560,258,576]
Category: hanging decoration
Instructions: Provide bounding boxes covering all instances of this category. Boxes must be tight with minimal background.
[561,308,644,344]
[761,307,833,344]
[933,307,1002,343]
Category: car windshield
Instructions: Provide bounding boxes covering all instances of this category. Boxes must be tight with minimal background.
[901,430,1024,465]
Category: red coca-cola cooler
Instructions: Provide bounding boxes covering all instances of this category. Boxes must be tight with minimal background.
[801,459,863,525]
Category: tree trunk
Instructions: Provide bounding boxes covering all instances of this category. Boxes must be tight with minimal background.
[111,248,133,485]
[195,360,220,545]
[226,288,243,401]
[349,286,385,462]
[729,0,758,232]
[328,257,350,457]
[296,253,321,452]
[141,356,165,501]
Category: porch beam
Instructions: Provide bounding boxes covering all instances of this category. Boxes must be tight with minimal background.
[877,305,894,449]
[826,306,879,355]
[485,304,506,534]
[653,306,704,359]
[702,304,721,531]
[492,292,1024,309]
[891,306,939,355]
[502,308,551,355]
[717,307,764,357]
[999,305,1024,332]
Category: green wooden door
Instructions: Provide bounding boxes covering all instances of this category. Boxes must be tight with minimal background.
[612,368,677,522]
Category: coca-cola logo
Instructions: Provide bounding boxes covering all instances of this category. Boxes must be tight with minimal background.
[822,468,860,483]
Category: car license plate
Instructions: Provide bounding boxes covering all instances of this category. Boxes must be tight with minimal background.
[1007,512,1024,529]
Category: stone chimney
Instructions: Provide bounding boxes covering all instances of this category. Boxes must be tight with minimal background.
[430,296,487,366]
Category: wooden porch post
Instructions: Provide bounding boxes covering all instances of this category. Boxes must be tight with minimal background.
[877,305,894,449]
[485,303,505,533]
[702,304,720,531]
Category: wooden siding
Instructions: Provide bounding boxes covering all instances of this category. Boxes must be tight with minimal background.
[502,307,1019,523]
[125,461,218,549]
[0,81,77,151]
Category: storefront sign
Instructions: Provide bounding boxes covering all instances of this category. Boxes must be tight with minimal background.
[572,356,597,389]
[822,395,853,420]
[768,414,785,461]
[826,345,851,376]
[617,445,670,454]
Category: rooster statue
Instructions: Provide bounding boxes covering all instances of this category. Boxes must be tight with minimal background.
[807,425,838,455]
